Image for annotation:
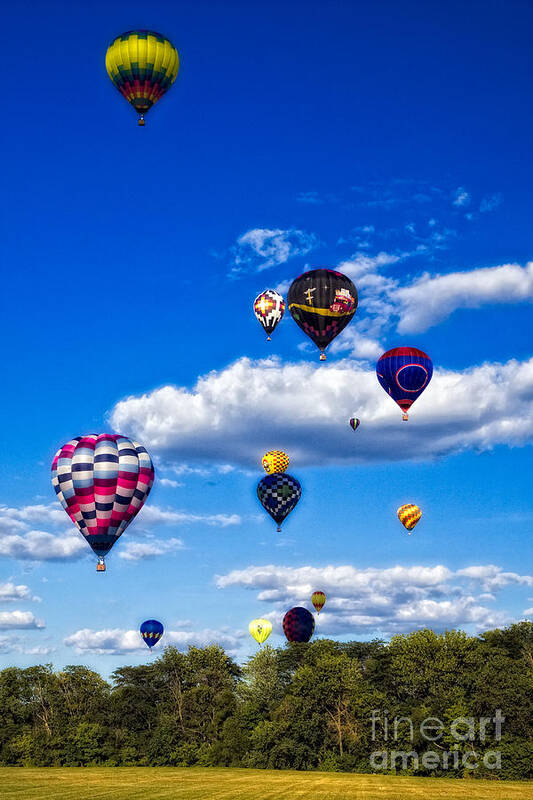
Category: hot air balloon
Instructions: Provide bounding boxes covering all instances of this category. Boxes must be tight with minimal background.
[140,619,164,650]
[283,607,315,642]
[257,473,301,532]
[254,290,285,341]
[349,417,360,431]
[262,450,289,474]
[249,618,272,645]
[311,591,326,614]
[51,434,154,571]
[105,31,179,126]
[397,504,422,533]
[288,269,358,360]
[376,347,433,420]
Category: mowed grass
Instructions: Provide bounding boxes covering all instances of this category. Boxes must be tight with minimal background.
[1,767,532,800]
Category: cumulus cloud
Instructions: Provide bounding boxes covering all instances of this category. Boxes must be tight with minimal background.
[394,262,533,333]
[480,193,503,213]
[65,626,245,656]
[231,228,318,273]
[0,529,87,562]
[0,582,39,602]
[119,537,185,561]
[0,500,240,564]
[109,355,533,468]
[216,563,526,636]
[457,565,533,592]
[0,610,44,630]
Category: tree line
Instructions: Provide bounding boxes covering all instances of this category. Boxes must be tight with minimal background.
[0,622,532,779]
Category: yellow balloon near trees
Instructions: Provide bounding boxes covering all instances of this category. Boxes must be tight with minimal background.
[249,618,272,644]
[262,450,289,474]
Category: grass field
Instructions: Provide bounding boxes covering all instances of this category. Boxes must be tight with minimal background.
[1,767,531,800]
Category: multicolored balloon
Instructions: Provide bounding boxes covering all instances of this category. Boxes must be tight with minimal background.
[106,31,179,125]
[288,269,358,360]
[311,591,326,614]
[397,504,422,533]
[262,450,289,474]
[349,417,360,431]
[140,619,164,649]
[376,347,433,420]
[51,434,154,571]
[257,473,301,532]
[283,607,315,643]
[249,618,272,645]
[254,290,285,341]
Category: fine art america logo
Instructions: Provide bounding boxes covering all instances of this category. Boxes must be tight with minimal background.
[370,710,505,771]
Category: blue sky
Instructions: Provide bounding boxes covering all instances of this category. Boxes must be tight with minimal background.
[0,0,532,673]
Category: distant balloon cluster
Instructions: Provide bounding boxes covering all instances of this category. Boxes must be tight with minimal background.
[45,34,435,658]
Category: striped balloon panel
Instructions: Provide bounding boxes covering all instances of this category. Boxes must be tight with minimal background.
[397,503,422,531]
[106,31,179,113]
[311,591,326,613]
[51,434,154,557]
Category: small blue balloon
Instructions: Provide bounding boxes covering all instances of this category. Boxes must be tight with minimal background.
[140,619,164,649]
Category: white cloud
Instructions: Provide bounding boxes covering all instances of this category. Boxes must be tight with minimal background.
[140,506,241,528]
[0,500,239,564]
[457,565,533,592]
[159,478,182,488]
[65,626,245,655]
[524,608,533,617]
[231,228,317,272]
[394,262,533,333]
[0,582,39,602]
[0,529,87,562]
[338,251,401,280]
[119,537,185,561]
[0,610,44,630]
[452,187,471,207]
[216,563,522,636]
[109,355,533,468]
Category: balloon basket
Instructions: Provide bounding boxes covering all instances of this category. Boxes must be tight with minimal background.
[277,525,281,533]
[267,335,271,341]
[96,558,106,572]
[319,352,326,361]
[138,116,145,127]
[402,412,409,421]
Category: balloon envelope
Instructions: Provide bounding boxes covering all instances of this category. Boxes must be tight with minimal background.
[106,31,179,124]
[140,619,164,649]
[262,450,289,474]
[249,618,272,644]
[397,504,422,533]
[349,417,360,431]
[283,607,315,642]
[254,290,285,340]
[257,473,301,531]
[376,347,433,419]
[288,269,358,359]
[51,434,154,567]
[311,591,326,614]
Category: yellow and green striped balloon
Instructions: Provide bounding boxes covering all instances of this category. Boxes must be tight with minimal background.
[105,30,179,125]
[249,618,272,645]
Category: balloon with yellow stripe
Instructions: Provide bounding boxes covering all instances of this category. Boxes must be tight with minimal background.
[397,503,422,534]
[105,30,179,125]
[249,618,272,645]
[262,450,289,475]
